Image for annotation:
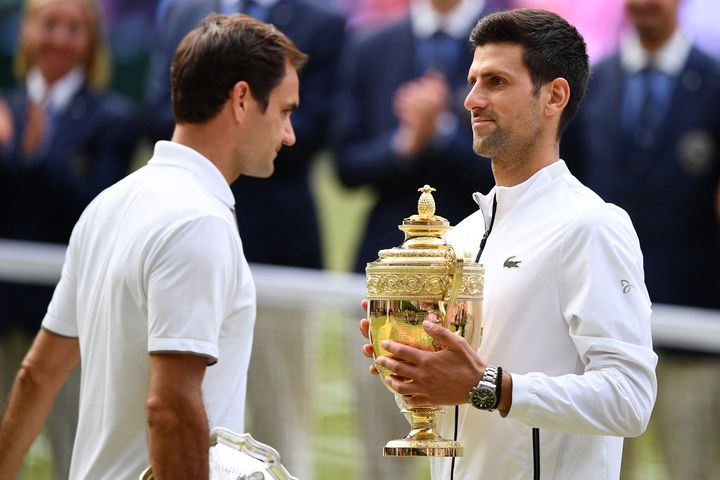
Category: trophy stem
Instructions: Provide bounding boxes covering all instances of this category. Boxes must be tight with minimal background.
[383,406,463,457]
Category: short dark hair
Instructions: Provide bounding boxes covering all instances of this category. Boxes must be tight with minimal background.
[171,13,308,124]
[469,9,589,138]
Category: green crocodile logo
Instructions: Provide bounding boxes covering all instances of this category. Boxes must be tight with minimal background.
[503,256,522,269]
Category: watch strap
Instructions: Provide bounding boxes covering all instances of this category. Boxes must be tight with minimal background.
[482,365,499,411]
[494,366,503,410]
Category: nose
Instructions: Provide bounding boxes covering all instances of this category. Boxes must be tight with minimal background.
[46,21,78,46]
[464,84,488,112]
[283,118,296,147]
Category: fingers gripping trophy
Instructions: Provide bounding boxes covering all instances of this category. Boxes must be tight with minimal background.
[366,185,484,456]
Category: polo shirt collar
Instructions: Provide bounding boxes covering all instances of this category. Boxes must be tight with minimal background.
[473,160,569,221]
[149,141,235,209]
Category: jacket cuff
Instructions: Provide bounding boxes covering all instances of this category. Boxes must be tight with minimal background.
[505,372,533,420]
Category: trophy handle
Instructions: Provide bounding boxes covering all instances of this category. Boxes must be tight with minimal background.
[439,246,465,330]
[445,247,464,309]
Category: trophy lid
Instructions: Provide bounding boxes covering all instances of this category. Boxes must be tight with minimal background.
[366,185,482,302]
[374,185,461,262]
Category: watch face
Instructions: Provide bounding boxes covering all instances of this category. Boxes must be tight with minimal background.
[470,386,497,410]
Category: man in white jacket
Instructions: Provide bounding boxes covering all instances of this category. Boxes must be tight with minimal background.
[360,8,658,479]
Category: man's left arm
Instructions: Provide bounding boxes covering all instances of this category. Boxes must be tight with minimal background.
[508,205,658,436]
[0,328,80,478]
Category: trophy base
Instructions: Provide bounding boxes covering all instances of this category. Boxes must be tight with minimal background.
[383,438,463,457]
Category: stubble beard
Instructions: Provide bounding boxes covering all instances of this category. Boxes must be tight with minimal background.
[472,126,508,160]
[472,117,542,176]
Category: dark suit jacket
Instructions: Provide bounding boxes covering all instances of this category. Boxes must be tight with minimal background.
[144,0,346,269]
[333,11,499,272]
[562,46,720,309]
[0,84,138,333]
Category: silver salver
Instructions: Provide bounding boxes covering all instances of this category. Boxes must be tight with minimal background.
[139,427,298,480]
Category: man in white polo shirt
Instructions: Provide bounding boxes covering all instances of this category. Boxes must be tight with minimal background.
[0,14,305,480]
[360,9,658,480]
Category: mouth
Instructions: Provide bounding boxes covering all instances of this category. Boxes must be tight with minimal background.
[472,117,495,129]
[472,112,494,123]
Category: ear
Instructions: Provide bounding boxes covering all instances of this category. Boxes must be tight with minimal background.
[543,77,570,119]
[230,81,252,123]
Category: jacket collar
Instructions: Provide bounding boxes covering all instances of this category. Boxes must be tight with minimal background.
[473,160,570,222]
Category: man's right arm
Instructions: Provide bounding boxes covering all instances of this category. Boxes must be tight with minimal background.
[146,353,210,479]
[0,328,80,479]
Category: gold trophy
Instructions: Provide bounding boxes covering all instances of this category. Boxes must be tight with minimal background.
[366,185,484,457]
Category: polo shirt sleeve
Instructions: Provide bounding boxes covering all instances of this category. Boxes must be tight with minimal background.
[509,205,658,437]
[42,239,79,337]
[146,215,239,364]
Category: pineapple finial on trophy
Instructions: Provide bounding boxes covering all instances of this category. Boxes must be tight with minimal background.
[417,185,436,219]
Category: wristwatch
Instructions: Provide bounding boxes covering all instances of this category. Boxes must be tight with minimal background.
[468,365,502,411]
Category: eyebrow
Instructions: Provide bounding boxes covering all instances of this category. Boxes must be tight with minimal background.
[467,69,511,85]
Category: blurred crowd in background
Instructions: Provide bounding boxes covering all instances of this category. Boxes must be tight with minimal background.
[0,0,719,479]
[2,0,719,98]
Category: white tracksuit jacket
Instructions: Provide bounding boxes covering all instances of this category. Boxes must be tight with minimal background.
[434,160,658,479]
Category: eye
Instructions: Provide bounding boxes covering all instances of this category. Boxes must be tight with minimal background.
[67,21,83,37]
[489,76,506,87]
[39,17,57,33]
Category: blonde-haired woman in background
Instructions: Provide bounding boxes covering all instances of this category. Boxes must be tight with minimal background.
[0,1,139,477]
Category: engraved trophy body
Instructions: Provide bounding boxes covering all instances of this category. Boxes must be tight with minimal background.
[366,185,484,457]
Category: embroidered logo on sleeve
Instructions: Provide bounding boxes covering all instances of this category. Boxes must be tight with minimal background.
[503,256,522,269]
[621,279,634,294]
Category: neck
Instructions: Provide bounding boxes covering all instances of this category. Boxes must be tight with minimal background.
[431,0,462,15]
[491,140,559,187]
[40,71,61,89]
[171,122,235,184]
[637,22,677,54]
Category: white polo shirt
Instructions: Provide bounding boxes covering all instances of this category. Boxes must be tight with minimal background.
[43,141,256,480]
[436,160,657,479]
